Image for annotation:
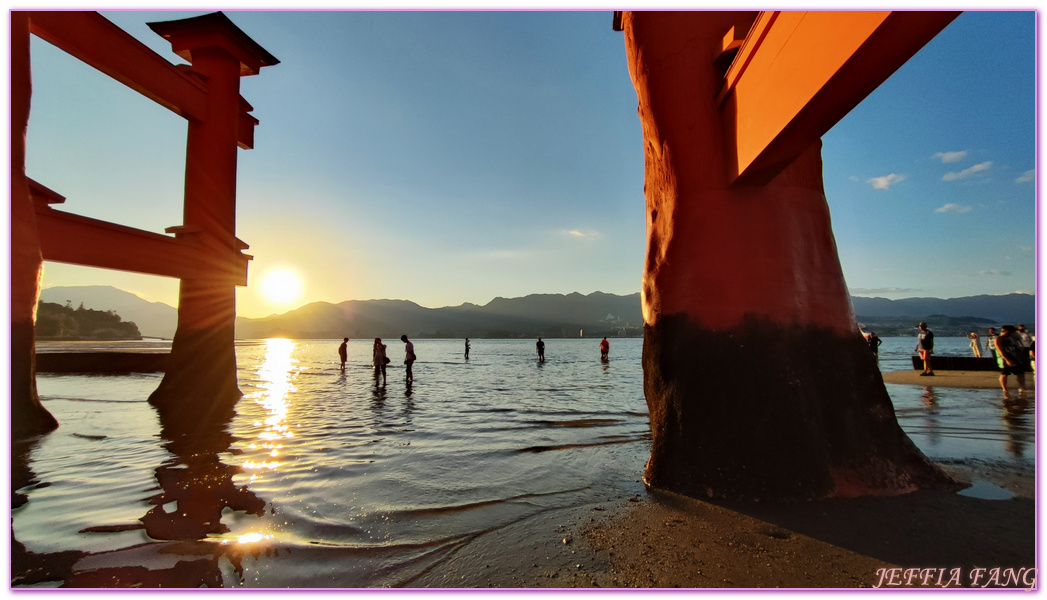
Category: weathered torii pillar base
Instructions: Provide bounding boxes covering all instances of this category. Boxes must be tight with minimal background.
[147,285,241,432]
[643,314,951,500]
[626,11,954,501]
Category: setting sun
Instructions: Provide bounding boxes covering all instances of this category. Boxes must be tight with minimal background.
[258,268,304,308]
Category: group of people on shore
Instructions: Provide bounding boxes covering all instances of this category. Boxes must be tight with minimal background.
[338,336,613,384]
[967,325,1034,364]
[860,323,1034,398]
[916,322,1033,398]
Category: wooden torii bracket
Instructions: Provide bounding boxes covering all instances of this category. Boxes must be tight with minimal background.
[618,11,961,500]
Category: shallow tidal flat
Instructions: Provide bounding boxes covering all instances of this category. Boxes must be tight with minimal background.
[14,337,1035,588]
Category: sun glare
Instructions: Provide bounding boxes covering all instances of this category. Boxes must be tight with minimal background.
[259,268,303,307]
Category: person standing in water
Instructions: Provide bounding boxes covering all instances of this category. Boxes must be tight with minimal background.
[536,337,545,363]
[401,334,416,383]
[372,338,387,385]
[600,337,610,361]
[338,337,348,371]
[464,338,470,360]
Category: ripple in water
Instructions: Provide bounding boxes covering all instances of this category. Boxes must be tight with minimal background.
[16,336,1031,586]
[19,338,651,586]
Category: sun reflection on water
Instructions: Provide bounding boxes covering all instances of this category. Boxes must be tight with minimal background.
[230,531,275,545]
[243,338,299,481]
[211,339,304,547]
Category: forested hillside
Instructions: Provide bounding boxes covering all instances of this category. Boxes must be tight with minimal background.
[36,301,142,340]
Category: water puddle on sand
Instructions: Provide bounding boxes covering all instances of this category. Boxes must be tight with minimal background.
[958,480,1016,500]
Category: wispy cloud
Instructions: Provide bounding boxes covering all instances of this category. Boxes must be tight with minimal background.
[564,229,600,239]
[850,287,920,295]
[976,270,1012,277]
[943,161,992,181]
[934,150,968,163]
[867,174,906,190]
[1016,169,1035,183]
[935,203,972,213]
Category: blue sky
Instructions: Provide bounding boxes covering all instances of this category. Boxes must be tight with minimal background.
[21,10,1037,318]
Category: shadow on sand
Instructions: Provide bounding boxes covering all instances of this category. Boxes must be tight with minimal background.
[581,485,1034,589]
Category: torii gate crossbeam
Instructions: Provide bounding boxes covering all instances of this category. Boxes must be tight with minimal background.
[720,11,960,185]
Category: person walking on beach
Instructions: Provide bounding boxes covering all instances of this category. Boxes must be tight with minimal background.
[373,338,388,385]
[401,334,416,383]
[338,337,349,371]
[994,325,1029,398]
[600,337,610,361]
[464,338,470,360]
[536,337,545,363]
[915,322,934,376]
[968,331,982,358]
[985,327,998,360]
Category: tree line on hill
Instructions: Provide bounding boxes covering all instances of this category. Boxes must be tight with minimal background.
[35,301,142,340]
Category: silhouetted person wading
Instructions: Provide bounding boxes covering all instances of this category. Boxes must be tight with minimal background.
[401,335,416,383]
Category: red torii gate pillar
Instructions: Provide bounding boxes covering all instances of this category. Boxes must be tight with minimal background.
[10,12,277,438]
[11,13,56,437]
[622,11,960,500]
[145,15,273,429]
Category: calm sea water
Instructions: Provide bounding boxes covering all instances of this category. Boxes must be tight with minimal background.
[14,336,1034,587]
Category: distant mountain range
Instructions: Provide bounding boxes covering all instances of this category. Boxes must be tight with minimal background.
[849,294,1038,337]
[39,286,1036,340]
[850,294,1035,323]
[234,292,644,339]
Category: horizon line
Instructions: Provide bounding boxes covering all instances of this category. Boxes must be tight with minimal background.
[40,284,1035,316]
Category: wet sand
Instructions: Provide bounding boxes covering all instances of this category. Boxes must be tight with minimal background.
[16,471,1035,590]
[413,478,1034,589]
[881,369,1035,389]
[580,486,1033,588]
